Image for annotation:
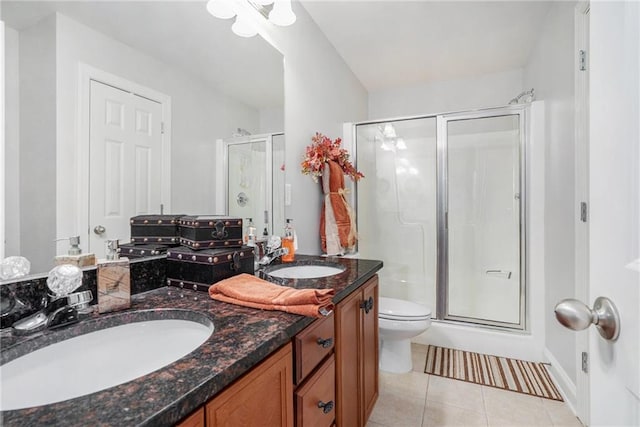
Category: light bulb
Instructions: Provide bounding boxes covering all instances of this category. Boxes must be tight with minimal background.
[206,0,236,19]
[269,0,296,26]
[232,15,257,37]
[396,138,407,150]
[382,123,396,138]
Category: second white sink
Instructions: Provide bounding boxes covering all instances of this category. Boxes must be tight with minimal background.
[266,264,345,279]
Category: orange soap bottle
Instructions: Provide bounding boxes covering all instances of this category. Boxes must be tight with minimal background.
[281,219,295,262]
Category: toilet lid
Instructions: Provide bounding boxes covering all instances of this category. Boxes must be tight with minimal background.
[378,297,431,321]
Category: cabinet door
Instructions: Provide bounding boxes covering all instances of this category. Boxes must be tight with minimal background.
[206,343,293,427]
[176,407,205,427]
[335,288,362,427]
[361,276,379,422]
[295,355,336,427]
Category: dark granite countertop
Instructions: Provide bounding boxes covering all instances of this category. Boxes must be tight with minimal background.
[0,255,382,426]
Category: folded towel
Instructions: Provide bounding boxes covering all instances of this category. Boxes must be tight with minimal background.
[208,274,335,318]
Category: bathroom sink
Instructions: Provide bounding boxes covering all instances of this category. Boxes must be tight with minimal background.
[264,263,346,279]
[0,309,213,411]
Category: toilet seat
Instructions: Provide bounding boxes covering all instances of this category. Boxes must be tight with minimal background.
[379,297,431,321]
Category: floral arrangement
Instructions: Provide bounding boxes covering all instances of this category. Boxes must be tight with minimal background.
[301,133,364,182]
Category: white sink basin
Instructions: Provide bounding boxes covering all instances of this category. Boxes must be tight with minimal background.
[0,314,213,411]
[266,264,345,279]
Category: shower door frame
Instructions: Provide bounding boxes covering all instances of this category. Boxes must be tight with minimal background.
[352,104,528,331]
[436,106,527,330]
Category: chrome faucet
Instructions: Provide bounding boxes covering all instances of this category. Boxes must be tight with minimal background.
[12,264,93,335]
[12,290,93,335]
[258,247,289,266]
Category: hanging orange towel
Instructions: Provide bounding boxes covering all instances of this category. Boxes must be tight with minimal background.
[208,274,334,318]
[320,159,357,254]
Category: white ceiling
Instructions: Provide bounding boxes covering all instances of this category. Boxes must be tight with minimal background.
[1,1,284,109]
[301,0,553,92]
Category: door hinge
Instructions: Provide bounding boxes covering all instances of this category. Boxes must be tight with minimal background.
[581,351,589,373]
[580,202,588,222]
[579,50,587,71]
[161,122,165,134]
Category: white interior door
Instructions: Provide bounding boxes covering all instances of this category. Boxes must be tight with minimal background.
[587,2,640,425]
[89,80,163,258]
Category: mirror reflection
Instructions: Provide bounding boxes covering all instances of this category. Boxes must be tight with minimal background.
[223,133,285,238]
[2,0,285,276]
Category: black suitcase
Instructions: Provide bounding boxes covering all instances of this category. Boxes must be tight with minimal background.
[130,214,184,245]
[119,243,171,259]
[165,246,255,292]
[178,216,243,250]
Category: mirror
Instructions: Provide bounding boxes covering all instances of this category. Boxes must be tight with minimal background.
[2,1,285,276]
[221,133,286,238]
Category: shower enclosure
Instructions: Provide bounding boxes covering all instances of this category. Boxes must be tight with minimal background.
[355,106,525,329]
[219,133,286,236]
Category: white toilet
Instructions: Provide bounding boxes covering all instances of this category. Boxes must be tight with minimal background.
[378,297,432,373]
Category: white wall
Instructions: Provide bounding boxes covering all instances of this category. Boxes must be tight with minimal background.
[368,68,524,120]
[4,26,20,258]
[18,15,57,273]
[259,106,285,134]
[523,1,577,389]
[53,14,261,251]
[255,1,369,254]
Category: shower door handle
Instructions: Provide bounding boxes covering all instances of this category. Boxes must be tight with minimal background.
[554,297,620,341]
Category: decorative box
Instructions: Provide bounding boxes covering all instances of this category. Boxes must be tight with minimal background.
[130,214,184,245]
[178,216,243,250]
[118,243,171,259]
[165,246,255,292]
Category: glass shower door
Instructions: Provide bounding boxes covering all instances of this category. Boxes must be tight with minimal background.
[441,112,524,327]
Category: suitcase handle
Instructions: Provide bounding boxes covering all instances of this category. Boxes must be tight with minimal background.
[230,252,241,271]
[211,221,229,240]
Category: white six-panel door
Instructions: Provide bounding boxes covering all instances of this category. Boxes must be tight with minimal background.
[89,80,163,258]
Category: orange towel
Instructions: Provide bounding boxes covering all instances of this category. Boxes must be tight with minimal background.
[320,159,357,253]
[208,274,335,318]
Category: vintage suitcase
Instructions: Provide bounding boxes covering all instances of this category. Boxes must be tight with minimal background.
[178,216,243,250]
[165,246,255,292]
[119,243,172,259]
[130,214,184,245]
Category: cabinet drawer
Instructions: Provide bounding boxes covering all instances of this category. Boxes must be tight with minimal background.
[295,355,336,427]
[294,314,335,384]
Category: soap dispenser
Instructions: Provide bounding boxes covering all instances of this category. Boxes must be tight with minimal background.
[281,219,295,262]
[97,239,131,314]
[54,236,96,267]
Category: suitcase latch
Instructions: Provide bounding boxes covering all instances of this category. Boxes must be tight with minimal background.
[211,221,229,240]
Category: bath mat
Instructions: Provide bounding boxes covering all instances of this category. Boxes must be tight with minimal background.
[424,345,563,401]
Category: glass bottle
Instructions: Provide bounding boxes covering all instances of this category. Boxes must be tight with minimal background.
[281,219,295,262]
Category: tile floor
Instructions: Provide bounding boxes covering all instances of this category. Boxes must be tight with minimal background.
[367,344,583,427]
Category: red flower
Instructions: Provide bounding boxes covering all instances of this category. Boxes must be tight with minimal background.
[301,133,364,182]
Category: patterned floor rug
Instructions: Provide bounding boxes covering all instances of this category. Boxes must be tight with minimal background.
[424,345,563,401]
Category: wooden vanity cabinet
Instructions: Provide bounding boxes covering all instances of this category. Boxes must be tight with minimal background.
[334,275,379,427]
[205,343,294,427]
[176,274,379,427]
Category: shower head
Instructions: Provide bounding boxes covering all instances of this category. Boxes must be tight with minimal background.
[509,88,535,105]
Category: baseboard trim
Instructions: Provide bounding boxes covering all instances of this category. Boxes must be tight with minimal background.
[543,348,578,414]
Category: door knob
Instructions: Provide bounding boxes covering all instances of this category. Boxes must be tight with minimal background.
[554,296,620,341]
[93,225,106,235]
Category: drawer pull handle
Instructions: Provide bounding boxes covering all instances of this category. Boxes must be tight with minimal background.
[316,337,333,348]
[317,400,334,414]
[360,296,374,314]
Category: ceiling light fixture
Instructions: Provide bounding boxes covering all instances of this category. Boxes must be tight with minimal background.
[232,14,258,37]
[206,0,296,38]
[269,0,296,26]
[206,0,236,19]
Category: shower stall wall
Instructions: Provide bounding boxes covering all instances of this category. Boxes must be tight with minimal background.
[355,106,526,330]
